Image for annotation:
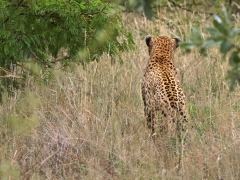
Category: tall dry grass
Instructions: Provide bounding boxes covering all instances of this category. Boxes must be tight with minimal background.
[1,7,240,179]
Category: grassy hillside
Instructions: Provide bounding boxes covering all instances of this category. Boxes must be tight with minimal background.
[1,8,240,179]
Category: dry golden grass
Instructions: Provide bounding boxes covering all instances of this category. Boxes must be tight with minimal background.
[1,7,240,180]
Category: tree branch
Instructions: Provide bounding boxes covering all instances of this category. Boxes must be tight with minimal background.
[17,0,24,6]
[3,0,25,24]
[3,1,110,25]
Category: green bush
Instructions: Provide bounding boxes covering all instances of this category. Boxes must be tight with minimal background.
[181,8,240,89]
[0,0,134,68]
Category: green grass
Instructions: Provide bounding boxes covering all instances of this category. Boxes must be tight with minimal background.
[1,8,240,180]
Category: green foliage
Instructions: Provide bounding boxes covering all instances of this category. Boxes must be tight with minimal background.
[180,8,240,90]
[0,0,135,100]
[0,0,134,68]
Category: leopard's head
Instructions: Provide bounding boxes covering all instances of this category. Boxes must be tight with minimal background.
[145,36,180,58]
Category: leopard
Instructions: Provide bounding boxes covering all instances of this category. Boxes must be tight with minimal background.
[141,35,188,138]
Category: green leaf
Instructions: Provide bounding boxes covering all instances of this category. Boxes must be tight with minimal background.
[143,1,152,20]
[179,42,195,50]
[206,28,225,42]
[230,28,240,38]
[213,15,229,36]
[206,28,221,36]
[220,41,232,54]
[189,28,203,46]
[222,7,230,24]
[229,51,240,65]
[202,39,219,48]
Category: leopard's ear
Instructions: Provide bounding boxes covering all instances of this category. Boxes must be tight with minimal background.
[173,37,181,47]
[145,35,152,46]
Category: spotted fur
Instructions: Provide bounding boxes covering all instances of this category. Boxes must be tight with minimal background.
[141,36,188,137]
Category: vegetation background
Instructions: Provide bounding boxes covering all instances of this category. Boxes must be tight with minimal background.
[0,0,240,179]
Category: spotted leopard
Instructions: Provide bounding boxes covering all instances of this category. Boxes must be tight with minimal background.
[141,35,188,137]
